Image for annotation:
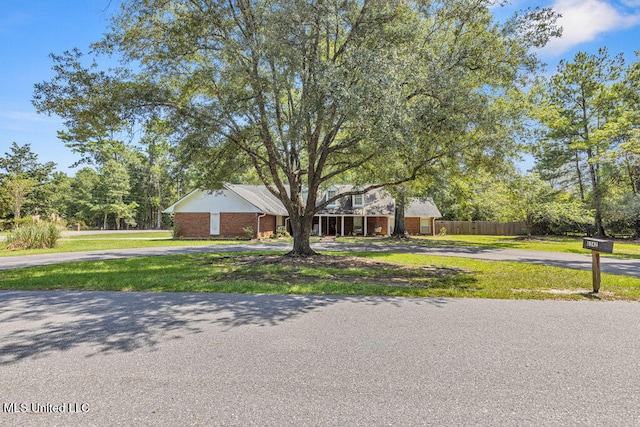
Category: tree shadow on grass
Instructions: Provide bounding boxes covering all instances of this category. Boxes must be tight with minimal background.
[0,290,451,366]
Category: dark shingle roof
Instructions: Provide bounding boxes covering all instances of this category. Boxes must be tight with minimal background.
[164,183,441,218]
[225,184,289,216]
[317,185,441,217]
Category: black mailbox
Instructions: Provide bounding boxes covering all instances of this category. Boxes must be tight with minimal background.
[582,238,614,254]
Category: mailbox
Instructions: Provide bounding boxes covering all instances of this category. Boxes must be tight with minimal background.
[582,238,614,254]
[583,238,613,294]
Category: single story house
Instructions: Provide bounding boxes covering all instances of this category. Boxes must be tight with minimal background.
[163,183,441,239]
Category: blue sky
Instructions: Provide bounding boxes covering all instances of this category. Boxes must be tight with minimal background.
[1,0,639,175]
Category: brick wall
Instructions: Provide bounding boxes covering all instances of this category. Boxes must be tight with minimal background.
[174,213,210,238]
[257,215,277,238]
[405,217,421,235]
[366,216,388,235]
[343,217,354,235]
[220,213,258,238]
[175,212,281,239]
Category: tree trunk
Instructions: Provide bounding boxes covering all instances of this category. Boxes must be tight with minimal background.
[286,214,316,257]
[157,206,162,229]
[156,178,162,229]
[13,204,21,220]
[625,157,638,195]
[575,150,585,202]
[525,213,534,237]
[391,188,407,238]
[586,148,606,237]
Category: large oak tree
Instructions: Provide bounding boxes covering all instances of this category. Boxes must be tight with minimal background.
[34,0,558,255]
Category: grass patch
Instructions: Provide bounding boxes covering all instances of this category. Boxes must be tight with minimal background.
[336,235,640,259]
[0,234,314,257]
[65,231,174,239]
[0,236,261,256]
[1,251,639,301]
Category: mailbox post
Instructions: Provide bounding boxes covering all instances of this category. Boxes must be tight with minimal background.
[582,238,614,293]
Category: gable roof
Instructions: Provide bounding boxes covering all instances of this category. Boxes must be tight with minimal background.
[224,184,289,216]
[405,198,442,218]
[163,183,440,218]
[161,189,204,214]
[162,184,288,216]
[317,185,441,218]
[318,185,395,215]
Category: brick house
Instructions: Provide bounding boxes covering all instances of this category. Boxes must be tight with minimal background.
[163,183,441,239]
[163,184,288,239]
[313,184,441,237]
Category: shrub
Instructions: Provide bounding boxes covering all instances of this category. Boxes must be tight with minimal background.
[14,216,37,228]
[276,225,290,238]
[0,219,13,231]
[242,226,255,239]
[172,224,182,239]
[5,222,62,250]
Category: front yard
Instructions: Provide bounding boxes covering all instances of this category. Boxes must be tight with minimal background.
[0,231,253,256]
[1,251,639,301]
[336,235,640,259]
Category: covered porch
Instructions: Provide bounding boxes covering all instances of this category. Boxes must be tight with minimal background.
[312,215,391,237]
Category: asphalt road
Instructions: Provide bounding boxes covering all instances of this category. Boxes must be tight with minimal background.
[1,241,640,278]
[1,292,639,426]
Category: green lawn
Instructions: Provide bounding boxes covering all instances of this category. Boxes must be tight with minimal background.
[65,231,174,239]
[0,235,254,256]
[3,231,639,260]
[336,235,640,259]
[1,251,638,301]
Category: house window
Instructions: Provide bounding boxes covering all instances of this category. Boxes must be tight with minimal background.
[326,189,337,207]
[352,194,364,208]
[353,216,363,234]
[420,217,431,235]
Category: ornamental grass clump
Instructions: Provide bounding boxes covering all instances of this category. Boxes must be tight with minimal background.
[5,222,62,250]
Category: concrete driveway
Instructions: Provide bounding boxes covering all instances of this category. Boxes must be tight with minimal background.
[1,241,640,278]
[1,292,639,426]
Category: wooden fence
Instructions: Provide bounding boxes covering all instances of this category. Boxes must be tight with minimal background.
[434,220,527,236]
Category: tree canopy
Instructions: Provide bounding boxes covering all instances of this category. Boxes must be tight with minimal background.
[34,0,560,254]
[530,49,640,237]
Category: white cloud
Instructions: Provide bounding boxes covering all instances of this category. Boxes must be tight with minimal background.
[0,110,58,135]
[0,110,54,123]
[541,0,640,56]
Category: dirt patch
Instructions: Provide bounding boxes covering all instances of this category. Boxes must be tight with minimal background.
[512,288,616,299]
[234,254,398,268]
[543,288,615,297]
[212,254,470,288]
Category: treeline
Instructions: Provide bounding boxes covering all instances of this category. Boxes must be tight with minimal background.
[0,141,190,230]
[432,49,640,238]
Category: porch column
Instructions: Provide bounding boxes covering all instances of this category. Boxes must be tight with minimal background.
[364,216,368,236]
[387,216,391,236]
[341,216,345,236]
[318,215,322,236]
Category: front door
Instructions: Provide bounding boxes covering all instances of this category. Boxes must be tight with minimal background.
[328,217,337,235]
